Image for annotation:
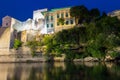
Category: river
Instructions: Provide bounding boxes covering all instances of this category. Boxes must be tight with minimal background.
[0,62,120,80]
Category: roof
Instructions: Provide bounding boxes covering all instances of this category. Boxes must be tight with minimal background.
[51,7,71,11]
[48,6,71,13]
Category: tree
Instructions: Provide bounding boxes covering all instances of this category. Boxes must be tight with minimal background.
[102,12,107,17]
[70,5,89,24]
[89,8,100,21]
[58,18,65,25]
[58,18,65,30]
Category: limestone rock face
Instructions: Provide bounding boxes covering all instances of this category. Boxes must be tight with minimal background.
[105,55,114,61]
[84,57,99,62]
[73,59,84,62]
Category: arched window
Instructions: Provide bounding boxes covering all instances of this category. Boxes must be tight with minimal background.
[51,23,53,27]
[57,14,59,18]
[61,13,64,18]
[46,16,49,21]
[51,16,53,20]
[66,21,69,25]
[66,12,68,17]
[47,24,49,28]
[70,20,73,24]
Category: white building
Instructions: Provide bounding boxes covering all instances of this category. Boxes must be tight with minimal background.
[108,10,120,19]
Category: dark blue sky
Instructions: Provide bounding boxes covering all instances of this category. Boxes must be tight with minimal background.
[0,0,120,24]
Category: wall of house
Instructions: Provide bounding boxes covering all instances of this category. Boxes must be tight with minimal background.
[45,12,54,33]
[1,17,23,49]
[53,8,76,32]
[0,16,12,52]
[0,27,11,51]
[21,30,27,43]
[33,9,48,34]
[108,10,120,19]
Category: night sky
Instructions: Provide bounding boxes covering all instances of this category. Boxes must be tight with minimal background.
[0,0,120,24]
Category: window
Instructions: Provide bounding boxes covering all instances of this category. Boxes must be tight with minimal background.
[51,16,53,20]
[6,23,8,26]
[70,20,74,24]
[46,16,49,21]
[66,12,68,17]
[61,13,64,18]
[57,14,59,18]
[47,24,49,28]
[66,21,69,25]
[51,23,53,27]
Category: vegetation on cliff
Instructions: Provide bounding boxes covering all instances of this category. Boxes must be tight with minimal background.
[45,6,120,61]
[26,5,120,61]
[13,39,22,49]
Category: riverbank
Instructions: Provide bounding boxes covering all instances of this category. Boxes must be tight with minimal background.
[0,47,119,63]
[0,47,47,63]
[0,54,119,63]
[0,54,47,63]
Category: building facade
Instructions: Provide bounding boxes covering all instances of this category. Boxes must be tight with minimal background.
[0,7,76,50]
[108,10,120,19]
[43,7,76,32]
[0,16,21,51]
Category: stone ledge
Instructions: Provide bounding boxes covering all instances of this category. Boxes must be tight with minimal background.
[0,57,47,63]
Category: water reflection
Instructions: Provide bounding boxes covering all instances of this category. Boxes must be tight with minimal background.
[0,62,120,80]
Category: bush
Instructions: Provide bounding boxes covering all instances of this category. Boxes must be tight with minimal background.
[65,51,75,61]
[26,40,39,57]
[13,39,22,49]
[109,51,120,59]
[31,50,36,57]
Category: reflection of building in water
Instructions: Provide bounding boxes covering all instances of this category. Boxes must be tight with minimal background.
[0,64,15,80]
[0,63,46,80]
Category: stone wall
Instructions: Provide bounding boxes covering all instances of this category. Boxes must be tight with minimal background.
[0,47,46,62]
[0,27,11,52]
[2,16,12,27]
[54,25,74,32]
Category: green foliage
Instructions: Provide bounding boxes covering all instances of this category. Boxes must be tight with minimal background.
[31,50,36,57]
[24,5,120,61]
[43,15,120,60]
[65,51,75,60]
[54,27,87,44]
[42,35,54,53]
[13,39,22,49]
[89,8,100,19]
[70,5,101,24]
[70,5,89,24]
[105,34,120,49]
[58,18,65,25]
[109,51,120,59]
[26,40,41,57]
[85,16,120,60]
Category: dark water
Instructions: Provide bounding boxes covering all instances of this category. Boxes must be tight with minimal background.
[0,62,120,80]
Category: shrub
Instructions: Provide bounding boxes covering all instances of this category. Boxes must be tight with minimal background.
[31,50,36,57]
[65,51,75,61]
[109,51,120,59]
[13,39,22,49]
[26,40,39,57]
